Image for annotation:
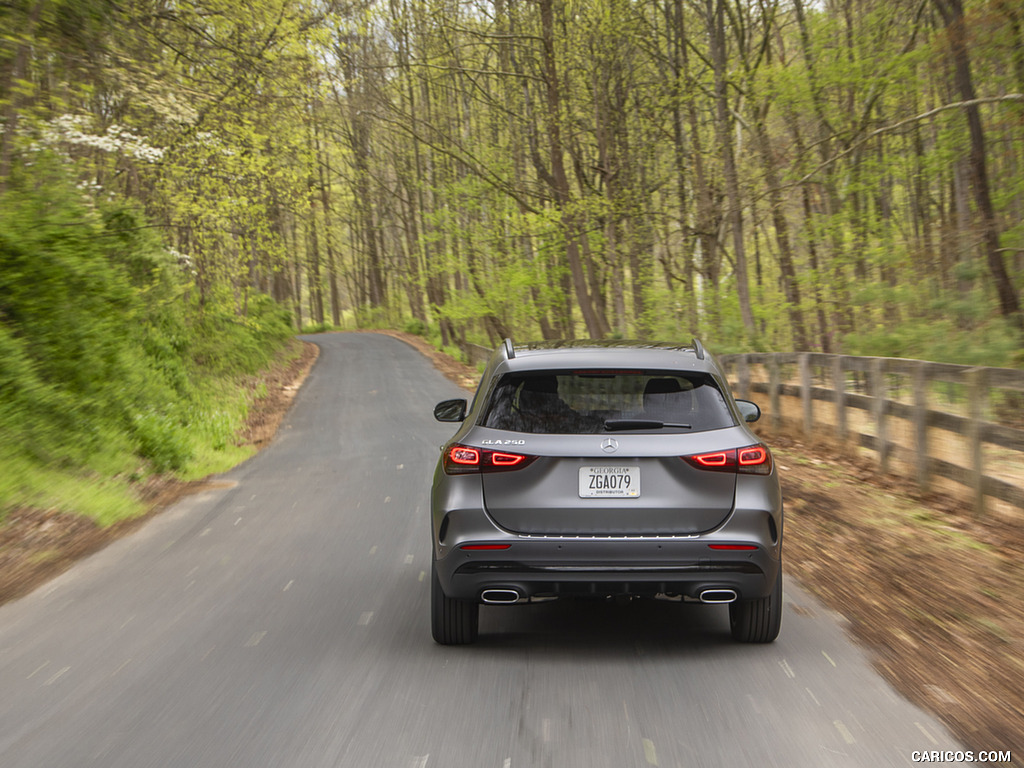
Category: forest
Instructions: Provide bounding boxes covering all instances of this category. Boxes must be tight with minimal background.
[3,0,1023,359]
[1,0,1023,514]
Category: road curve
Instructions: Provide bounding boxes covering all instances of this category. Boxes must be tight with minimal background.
[0,332,959,767]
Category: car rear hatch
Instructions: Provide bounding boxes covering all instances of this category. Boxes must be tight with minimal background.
[479,434,738,536]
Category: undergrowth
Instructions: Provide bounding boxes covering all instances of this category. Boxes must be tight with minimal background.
[0,154,295,527]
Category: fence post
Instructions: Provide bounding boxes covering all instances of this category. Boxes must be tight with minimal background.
[913,361,930,493]
[832,355,846,442]
[460,342,493,367]
[769,356,781,431]
[967,367,988,517]
[800,353,813,436]
[872,358,890,474]
[737,355,750,400]
[720,358,734,389]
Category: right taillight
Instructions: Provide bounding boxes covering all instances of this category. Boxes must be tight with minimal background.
[683,444,773,475]
[443,444,538,475]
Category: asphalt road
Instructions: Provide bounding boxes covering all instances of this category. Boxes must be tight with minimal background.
[0,332,961,767]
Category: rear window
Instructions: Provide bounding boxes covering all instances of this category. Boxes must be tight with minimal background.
[480,371,735,434]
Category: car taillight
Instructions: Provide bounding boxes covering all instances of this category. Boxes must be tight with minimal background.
[682,444,773,475]
[738,445,771,468]
[443,444,537,474]
[448,446,481,466]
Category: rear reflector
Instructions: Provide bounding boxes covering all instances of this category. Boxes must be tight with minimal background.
[460,544,512,550]
[708,544,759,551]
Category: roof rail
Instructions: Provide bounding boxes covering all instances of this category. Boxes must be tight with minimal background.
[692,337,705,360]
[503,337,516,360]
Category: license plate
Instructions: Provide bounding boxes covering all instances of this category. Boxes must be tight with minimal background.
[579,466,640,498]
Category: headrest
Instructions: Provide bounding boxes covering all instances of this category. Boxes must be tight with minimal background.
[522,376,559,394]
[643,378,683,397]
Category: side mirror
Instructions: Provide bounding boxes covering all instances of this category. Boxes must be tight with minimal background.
[736,399,761,423]
[434,398,468,422]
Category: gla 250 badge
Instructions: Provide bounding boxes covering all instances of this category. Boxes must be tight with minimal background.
[481,439,526,446]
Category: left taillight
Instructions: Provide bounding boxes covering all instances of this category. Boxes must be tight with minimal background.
[682,444,773,475]
[443,444,537,474]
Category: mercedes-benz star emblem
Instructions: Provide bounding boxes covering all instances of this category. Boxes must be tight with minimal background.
[601,438,619,454]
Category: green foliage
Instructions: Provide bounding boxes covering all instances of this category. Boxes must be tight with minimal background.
[0,322,78,465]
[175,385,256,481]
[843,314,1022,369]
[300,321,337,334]
[0,449,143,527]
[353,306,393,330]
[190,291,293,376]
[1,156,151,467]
[402,317,428,336]
[0,159,296,524]
[441,345,468,364]
[132,408,191,473]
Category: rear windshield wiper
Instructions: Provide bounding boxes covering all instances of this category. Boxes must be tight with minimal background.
[603,419,692,431]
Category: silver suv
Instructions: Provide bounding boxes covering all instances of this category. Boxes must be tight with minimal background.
[430,339,783,644]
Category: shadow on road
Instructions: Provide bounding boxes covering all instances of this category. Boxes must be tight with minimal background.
[472,598,749,657]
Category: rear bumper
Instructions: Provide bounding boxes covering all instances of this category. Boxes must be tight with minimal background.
[435,537,781,602]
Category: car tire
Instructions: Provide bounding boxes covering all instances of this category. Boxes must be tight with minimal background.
[431,556,479,645]
[729,567,782,643]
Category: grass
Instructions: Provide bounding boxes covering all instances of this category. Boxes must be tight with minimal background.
[0,451,144,527]
[175,379,259,481]
[0,341,296,527]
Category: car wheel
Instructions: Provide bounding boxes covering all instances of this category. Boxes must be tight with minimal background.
[431,555,479,645]
[729,567,782,643]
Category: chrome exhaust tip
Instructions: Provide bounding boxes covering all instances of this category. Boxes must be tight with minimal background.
[699,589,738,604]
[481,589,521,605]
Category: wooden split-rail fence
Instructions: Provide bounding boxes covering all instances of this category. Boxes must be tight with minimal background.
[718,353,1024,517]
[457,341,1024,517]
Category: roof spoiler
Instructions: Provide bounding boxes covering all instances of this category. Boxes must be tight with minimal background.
[692,338,705,360]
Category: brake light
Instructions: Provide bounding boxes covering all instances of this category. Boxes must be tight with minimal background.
[443,444,537,474]
[682,445,773,475]
[573,369,643,375]
[491,451,526,467]
[690,451,729,468]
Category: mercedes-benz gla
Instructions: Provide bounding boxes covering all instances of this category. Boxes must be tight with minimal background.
[430,339,783,644]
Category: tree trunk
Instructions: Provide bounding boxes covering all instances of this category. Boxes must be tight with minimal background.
[0,0,45,191]
[706,0,756,339]
[538,0,610,339]
[314,115,341,326]
[933,0,1022,329]
[753,102,809,350]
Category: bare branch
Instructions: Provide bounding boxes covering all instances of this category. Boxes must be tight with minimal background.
[795,95,1024,186]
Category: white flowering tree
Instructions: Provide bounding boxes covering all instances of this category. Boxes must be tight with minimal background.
[2,0,346,325]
